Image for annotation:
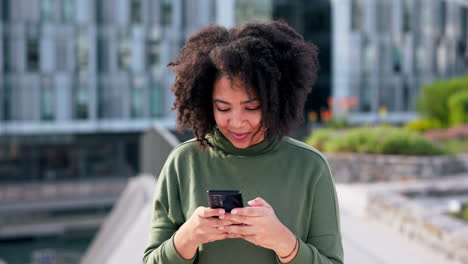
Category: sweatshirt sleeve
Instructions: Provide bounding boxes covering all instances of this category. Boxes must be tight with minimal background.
[143,153,197,264]
[277,160,344,264]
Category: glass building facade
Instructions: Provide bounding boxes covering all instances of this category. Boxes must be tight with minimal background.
[0,0,181,183]
[3,0,462,182]
[332,0,468,123]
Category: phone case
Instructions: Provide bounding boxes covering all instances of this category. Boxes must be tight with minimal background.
[207,190,244,212]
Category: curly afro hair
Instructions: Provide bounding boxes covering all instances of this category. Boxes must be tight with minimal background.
[168,20,319,148]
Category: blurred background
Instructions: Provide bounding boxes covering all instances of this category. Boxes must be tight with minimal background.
[0,0,467,263]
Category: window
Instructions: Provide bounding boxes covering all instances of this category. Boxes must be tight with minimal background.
[461,8,468,39]
[118,30,131,71]
[98,79,123,119]
[61,0,75,23]
[149,80,163,117]
[96,0,105,24]
[130,0,142,24]
[304,4,330,34]
[2,0,9,22]
[1,80,11,121]
[27,39,40,71]
[76,28,89,72]
[3,35,10,72]
[97,36,109,72]
[41,0,55,22]
[440,2,447,36]
[415,45,426,73]
[74,77,88,119]
[235,0,272,25]
[460,8,468,60]
[403,2,412,33]
[161,0,173,25]
[56,38,68,72]
[351,0,363,32]
[26,25,40,72]
[41,76,55,121]
[402,81,410,111]
[392,43,401,73]
[363,41,376,74]
[131,77,144,118]
[210,0,217,23]
[146,29,161,74]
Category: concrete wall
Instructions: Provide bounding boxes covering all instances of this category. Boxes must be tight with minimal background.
[327,152,467,182]
[140,125,180,179]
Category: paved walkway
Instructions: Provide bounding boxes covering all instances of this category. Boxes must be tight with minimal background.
[337,185,462,264]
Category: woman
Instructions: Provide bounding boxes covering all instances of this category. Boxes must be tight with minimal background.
[143,20,343,264]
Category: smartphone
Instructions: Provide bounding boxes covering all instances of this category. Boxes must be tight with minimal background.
[207,190,244,213]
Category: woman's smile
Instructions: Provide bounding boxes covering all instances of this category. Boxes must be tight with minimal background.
[231,132,250,141]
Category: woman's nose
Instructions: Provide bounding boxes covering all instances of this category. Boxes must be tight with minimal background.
[229,111,244,128]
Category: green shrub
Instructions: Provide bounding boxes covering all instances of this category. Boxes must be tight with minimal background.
[416,75,468,126]
[304,128,334,151]
[441,138,468,154]
[306,126,448,155]
[448,91,468,126]
[325,118,351,129]
[405,119,442,133]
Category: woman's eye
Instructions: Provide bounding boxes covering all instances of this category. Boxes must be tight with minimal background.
[217,108,230,112]
[246,106,261,111]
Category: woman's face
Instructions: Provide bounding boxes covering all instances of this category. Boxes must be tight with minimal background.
[212,75,266,149]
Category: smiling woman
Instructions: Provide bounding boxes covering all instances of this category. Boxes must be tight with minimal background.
[143,20,343,264]
[212,76,265,149]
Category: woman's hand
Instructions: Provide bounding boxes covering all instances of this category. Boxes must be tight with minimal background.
[174,206,240,259]
[219,198,298,261]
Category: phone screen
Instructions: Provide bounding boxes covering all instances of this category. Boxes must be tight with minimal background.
[207,190,243,212]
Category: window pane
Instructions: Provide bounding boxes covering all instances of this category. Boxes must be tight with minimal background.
[41,0,55,22]
[146,36,161,74]
[440,2,447,36]
[415,45,426,73]
[97,37,109,72]
[62,0,75,23]
[118,31,131,71]
[403,2,412,33]
[56,38,68,72]
[1,80,11,121]
[235,0,272,25]
[3,35,10,72]
[98,80,123,119]
[26,24,40,72]
[27,39,40,72]
[41,77,55,121]
[2,0,9,22]
[75,78,88,119]
[130,0,142,24]
[462,8,468,40]
[96,0,105,24]
[161,0,172,25]
[351,0,363,32]
[392,43,401,73]
[76,28,89,72]
[150,81,163,117]
[131,77,144,118]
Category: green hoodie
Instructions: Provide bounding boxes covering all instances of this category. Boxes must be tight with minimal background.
[143,130,343,264]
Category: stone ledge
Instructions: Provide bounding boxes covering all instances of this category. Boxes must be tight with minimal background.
[326,152,467,182]
[0,178,128,203]
[364,175,468,263]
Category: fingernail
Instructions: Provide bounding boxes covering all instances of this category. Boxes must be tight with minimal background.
[219,215,224,219]
[231,210,237,214]
[218,226,224,230]
[219,209,224,214]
